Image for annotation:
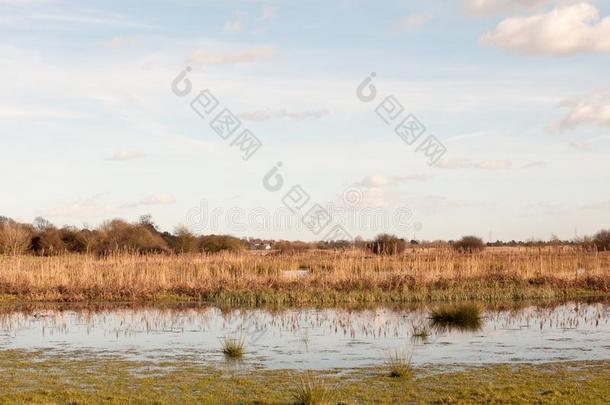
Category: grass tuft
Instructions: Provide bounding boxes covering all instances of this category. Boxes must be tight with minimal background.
[411,325,430,341]
[385,350,413,379]
[291,373,334,405]
[430,303,482,331]
[221,337,244,358]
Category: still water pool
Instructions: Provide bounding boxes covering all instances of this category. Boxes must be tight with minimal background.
[1,300,608,369]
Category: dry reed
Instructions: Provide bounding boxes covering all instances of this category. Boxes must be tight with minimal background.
[0,246,607,303]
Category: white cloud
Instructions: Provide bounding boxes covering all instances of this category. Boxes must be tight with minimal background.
[0,0,52,4]
[582,200,610,211]
[522,201,569,217]
[355,175,431,188]
[552,92,610,130]
[103,36,132,49]
[223,11,244,32]
[465,0,550,16]
[435,158,512,170]
[106,150,146,161]
[481,3,610,55]
[410,196,474,215]
[522,161,547,169]
[0,105,84,120]
[29,11,154,28]
[569,134,610,150]
[240,109,330,122]
[128,194,176,207]
[339,175,432,208]
[191,46,275,65]
[260,5,276,21]
[45,194,175,219]
[396,13,433,31]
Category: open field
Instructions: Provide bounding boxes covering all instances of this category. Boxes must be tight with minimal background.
[0,350,608,404]
[0,246,608,304]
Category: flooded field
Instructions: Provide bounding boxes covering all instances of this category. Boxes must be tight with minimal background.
[1,300,608,370]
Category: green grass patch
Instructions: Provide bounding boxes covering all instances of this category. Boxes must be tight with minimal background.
[0,350,608,404]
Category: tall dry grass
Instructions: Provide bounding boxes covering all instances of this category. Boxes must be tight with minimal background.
[0,246,608,303]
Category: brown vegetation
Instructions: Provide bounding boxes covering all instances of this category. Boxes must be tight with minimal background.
[367,234,406,255]
[0,246,607,303]
[594,230,610,251]
[0,220,30,256]
[452,236,486,253]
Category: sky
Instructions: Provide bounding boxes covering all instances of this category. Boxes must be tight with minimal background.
[1,0,610,242]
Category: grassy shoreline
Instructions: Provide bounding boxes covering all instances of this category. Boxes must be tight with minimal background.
[0,248,608,304]
[0,350,608,404]
[2,286,608,306]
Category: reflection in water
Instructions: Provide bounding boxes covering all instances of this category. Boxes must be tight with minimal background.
[0,300,609,369]
[430,303,483,333]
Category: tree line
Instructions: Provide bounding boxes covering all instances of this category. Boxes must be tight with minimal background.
[0,214,609,256]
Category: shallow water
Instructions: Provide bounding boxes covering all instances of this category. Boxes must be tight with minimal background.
[1,300,608,369]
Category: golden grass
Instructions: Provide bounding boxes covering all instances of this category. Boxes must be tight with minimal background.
[0,246,608,303]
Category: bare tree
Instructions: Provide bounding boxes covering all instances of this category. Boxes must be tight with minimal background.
[0,222,31,255]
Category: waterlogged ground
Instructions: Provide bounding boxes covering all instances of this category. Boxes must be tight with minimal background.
[0,351,608,404]
[1,300,609,369]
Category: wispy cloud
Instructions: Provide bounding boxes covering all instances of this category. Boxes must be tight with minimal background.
[103,36,132,49]
[522,161,547,169]
[569,135,610,151]
[191,46,275,65]
[0,105,84,120]
[550,92,610,131]
[0,0,53,5]
[239,109,330,122]
[106,150,146,161]
[582,200,610,211]
[522,201,570,217]
[29,10,155,28]
[396,12,433,31]
[465,0,550,16]
[355,174,432,189]
[481,3,610,55]
[45,194,175,219]
[120,194,176,208]
[259,5,276,21]
[435,158,512,170]
[223,11,244,32]
[411,195,480,215]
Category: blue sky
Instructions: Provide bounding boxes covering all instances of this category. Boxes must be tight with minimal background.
[1,0,610,241]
